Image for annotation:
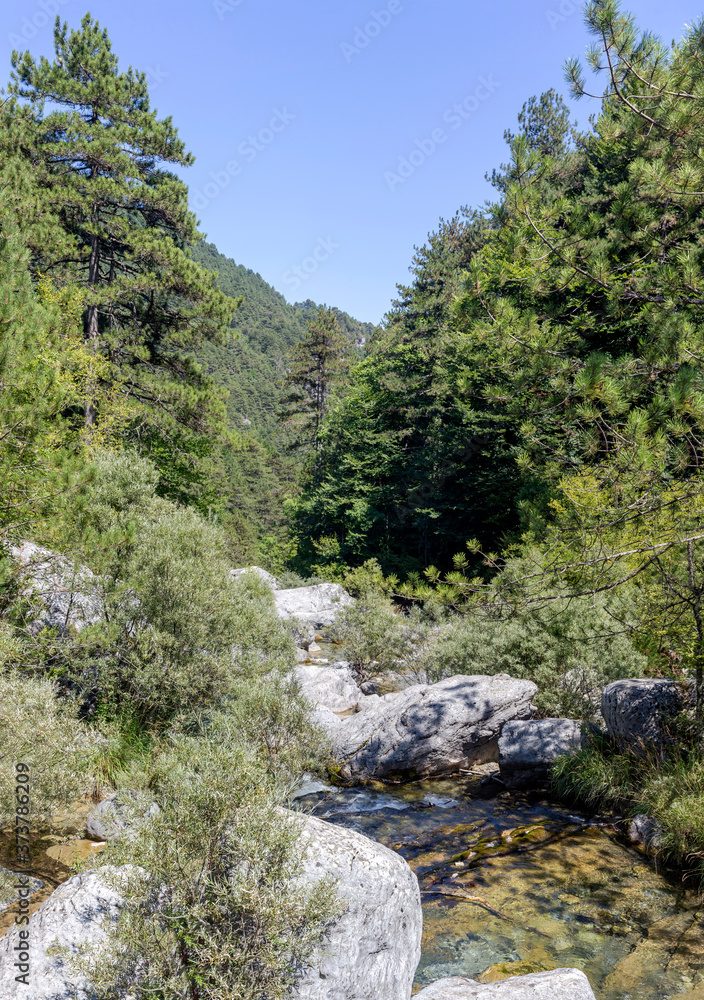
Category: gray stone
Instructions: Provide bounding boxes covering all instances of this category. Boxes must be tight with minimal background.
[628,813,664,853]
[0,868,129,999]
[230,565,281,590]
[330,674,537,782]
[275,583,354,626]
[294,661,364,714]
[10,540,103,634]
[498,718,582,789]
[85,791,159,842]
[414,969,596,999]
[293,813,422,1000]
[601,678,694,751]
[0,866,43,915]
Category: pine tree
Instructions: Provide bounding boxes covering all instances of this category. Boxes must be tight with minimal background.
[0,209,81,538]
[279,307,349,479]
[5,15,237,492]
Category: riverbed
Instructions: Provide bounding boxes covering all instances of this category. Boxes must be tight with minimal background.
[298,774,704,999]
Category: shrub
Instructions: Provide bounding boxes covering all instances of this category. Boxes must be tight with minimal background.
[420,596,646,719]
[77,718,341,1000]
[329,598,411,682]
[0,671,116,827]
[35,450,295,727]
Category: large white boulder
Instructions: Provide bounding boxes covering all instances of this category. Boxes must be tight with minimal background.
[0,818,421,1000]
[330,674,536,782]
[0,869,128,999]
[414,969,596,999]
[294,812,422,1000]
[498,718,582,789]
[274,583,354,625]
[10,541,103,634]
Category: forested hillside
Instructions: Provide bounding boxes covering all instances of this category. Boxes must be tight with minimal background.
[192,240,377,441]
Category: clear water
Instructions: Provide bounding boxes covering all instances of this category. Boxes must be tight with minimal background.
[297,777,704,999]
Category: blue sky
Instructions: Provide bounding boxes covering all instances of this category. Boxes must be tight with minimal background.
[1,0,700,323]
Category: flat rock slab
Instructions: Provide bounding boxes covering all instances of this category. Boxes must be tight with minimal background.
[498,718,582,789]
[414,969,596,999]
[602,678,694,751]
[275,583,354,625]
[294,812,422,1000]
[330,674,537,782]
[0,869,127,999]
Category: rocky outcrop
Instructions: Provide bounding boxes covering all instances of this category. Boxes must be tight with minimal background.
[498,718,582,789]
[10,540,103,634]
[0,868,128,1000]
[275,583,354,626]
[294,661,365,714]
[414,969,596,999]
[294,813,422,1000]
[85,791,159,842]
[601,678,694,751]
[230,565,281,589]
[330,674,536,782]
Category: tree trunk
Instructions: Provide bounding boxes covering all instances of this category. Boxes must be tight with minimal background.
[84,231,100,428]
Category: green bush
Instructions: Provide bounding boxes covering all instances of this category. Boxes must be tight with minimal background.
[77,717,341,1000]
[0,671,117,826]
[328,597,412,682]
[420,596,646,719]
[552,740,704,885]
[38,451,295,727]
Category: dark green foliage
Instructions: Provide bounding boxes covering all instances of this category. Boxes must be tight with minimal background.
[6,15,236,504]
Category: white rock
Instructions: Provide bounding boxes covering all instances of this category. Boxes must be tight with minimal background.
[293,813,422,1000]
[85,791,159,842]
[331,674,537,782]
[414,969,596,999]
[230,565,280,590]
[10,540,103,633]
[275,583,354,625]
[294,661,364,714]
[601,678,694,750]
[0,868,130,999]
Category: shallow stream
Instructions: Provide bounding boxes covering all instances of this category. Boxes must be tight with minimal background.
[298,775,704,999]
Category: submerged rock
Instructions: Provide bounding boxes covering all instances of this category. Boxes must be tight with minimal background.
[0,868,129,999]
[601,678,694,751]
[330,674,537,782]
[294,812,422,1000]
[498,718,582,789]
[414,969,596,998]
[275,582,354,626]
